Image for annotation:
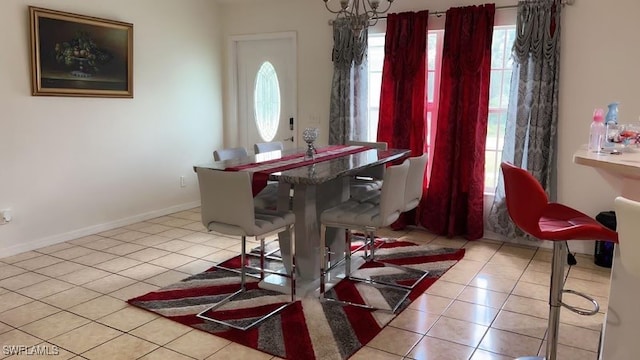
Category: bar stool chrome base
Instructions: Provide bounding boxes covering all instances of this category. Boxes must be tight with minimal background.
[196,290,296,331]
[320,229,427,313]
[515,242,600,360]
[196,229,296,331]
[321,263,415,313]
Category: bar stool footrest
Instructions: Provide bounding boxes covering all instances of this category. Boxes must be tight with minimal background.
[321,279,412,313]
[347,265,429,291]
[560,289,600,316]
[197,288,295,331]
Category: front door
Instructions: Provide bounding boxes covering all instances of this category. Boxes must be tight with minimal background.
[233,32,297,152]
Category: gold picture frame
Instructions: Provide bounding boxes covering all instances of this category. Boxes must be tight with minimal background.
[29,6,133,98]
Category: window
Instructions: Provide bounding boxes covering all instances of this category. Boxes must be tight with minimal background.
[485,26,516,193]
[367,25,516,194]
[254,61,281,142]
[367,35,384,142]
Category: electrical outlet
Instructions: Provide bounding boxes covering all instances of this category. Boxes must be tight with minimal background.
[180,176,186,188]
[0,209,12,224]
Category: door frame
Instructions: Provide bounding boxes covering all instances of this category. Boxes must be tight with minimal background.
[227,31,298,149]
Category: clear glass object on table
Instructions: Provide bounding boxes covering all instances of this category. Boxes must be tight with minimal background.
[606,123,640,152]
[303,128,319,160]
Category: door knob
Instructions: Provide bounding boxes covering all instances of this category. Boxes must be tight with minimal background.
[284,136,294,142]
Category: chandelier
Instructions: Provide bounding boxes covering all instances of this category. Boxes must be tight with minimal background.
[323,0,395,35]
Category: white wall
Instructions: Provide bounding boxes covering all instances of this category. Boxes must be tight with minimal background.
[0,0,224,256]
[218,0,335,146]
[557,0,640,253]
[219,0,639,253]
[559,0,639,212]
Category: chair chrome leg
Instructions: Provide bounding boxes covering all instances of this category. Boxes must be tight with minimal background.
[345,227,352,276]
[288,224,296,302]
[320,224,327,298]
[240,236,246,290]
[260,237,265,280]
[361,231,368,259]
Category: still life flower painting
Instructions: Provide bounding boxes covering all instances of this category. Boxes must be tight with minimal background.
[29,7,133,98]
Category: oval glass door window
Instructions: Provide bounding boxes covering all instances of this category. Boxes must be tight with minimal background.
[254,61,281,142]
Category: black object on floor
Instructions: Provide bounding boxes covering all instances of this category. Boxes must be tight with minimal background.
[594,211,616,268]
[565,241,577,266]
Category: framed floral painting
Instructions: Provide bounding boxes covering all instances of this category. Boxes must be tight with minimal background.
[29,7,133,98]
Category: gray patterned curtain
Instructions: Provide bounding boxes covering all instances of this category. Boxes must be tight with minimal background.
[488,0,562,243]
[328,18,368,145]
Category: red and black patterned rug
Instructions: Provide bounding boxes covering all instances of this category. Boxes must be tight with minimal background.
[128,239,465,360]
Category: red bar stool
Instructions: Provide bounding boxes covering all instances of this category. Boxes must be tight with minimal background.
[500,162,618,360]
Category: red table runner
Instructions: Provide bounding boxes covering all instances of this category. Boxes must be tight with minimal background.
[226,145,369,195]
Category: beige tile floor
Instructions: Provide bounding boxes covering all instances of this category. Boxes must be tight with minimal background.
[0,208,611,360]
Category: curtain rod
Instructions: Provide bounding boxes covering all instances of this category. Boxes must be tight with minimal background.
[375,0,574,19]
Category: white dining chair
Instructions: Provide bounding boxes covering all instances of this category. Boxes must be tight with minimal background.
[254,141,284,154]
[614,197,640,277]
[401,152,428,211]
[319,160,413,312]
[343,153,429,289]
[213,147,248,161]
[213,146,279,210]
[346,140,388,201]
[195,168,296,330]
[359,153,428,210]
[345,153,429,294]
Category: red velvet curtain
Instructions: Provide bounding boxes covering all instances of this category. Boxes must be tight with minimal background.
[377,11,429,157]
[376,11,429,229]
[420,4,495,240]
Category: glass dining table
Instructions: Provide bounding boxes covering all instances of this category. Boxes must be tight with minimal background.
[193,145,410,293]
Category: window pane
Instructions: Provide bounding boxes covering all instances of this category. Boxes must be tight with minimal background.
[486,113,500,151]
[369,35,385,47]
[497,112,507,149]
[488,70,502,109]
[369,109,379,141]
[426,112,432,148]
[484,150,498,191]
[427,71,435,103]
[501,70,512,108]
[427,33,437,70]
[505,28,516,69]
[254,61,281,142]
[491,29,506,68]
[369,73,382,106]
[368,46,385,71]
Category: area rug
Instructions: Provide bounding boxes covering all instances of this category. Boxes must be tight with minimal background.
[128,239,465,360]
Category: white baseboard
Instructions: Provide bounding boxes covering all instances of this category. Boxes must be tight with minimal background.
[1,201,201,258]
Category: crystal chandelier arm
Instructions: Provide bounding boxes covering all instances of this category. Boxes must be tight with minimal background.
[365,0,394,15]
[324,0,396,33]
[323,0,350,15]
